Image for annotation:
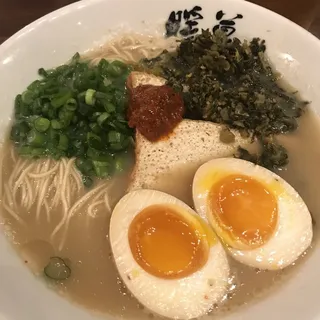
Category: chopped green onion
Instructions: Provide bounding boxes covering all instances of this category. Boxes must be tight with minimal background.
[10,52,134,184]
[57,134,69,151]
[114,90,127,110]
[82,176,93,188]
[44,257,71,281]
[107,60,128,77]
[95,92,110,100]
[72,115,78,124]
[114,154,129,172]
[34,117,50,133]
[92,160,111,178]
[108,130,127,151]
[78,103,90,116]
[47,127,59,145]
[108,130,122,143]
[19,104,31,116]
[91,112,102,122]
[59,109,74,123]
[75,158,94,176]
[97,112,110,128]
[87,132,102,149]
[77,91,86,102]
[86,147,101,160]
[103,78,112,86]
[108,130,129,150]
[51,119,63,130]
[87,147,113,162]
[27,130,46,147]
[98,59,109,72]
[38,68,48,77]
[31,98,42,115]
[27,80,41,92]
[49,148,66,160]
[42,102,50,115]
[14,94,23,115]
[70,52,80,65]
[18,146,46,157]
[47,108,57,119]
[103,102,116,113]
[21,90,35,105]
[10,122,30,142]
[78,120,88,129]
[64,98,77,111]
[85,89,96,106]
[51,90,73,108]
[89,123,101,134]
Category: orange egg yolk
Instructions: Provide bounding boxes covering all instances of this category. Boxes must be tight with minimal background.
[209,174,278,248]
[128,205,209,279]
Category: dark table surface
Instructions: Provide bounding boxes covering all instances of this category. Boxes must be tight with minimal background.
[0,0,319,44]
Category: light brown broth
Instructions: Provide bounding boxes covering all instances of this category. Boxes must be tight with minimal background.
[0,112,319,320]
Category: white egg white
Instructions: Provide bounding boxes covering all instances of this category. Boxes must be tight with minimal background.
[193,158,313,270]
[109,189,230,320]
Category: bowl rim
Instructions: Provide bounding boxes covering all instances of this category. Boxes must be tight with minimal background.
[0,1,320,320]
[0,0,319,55]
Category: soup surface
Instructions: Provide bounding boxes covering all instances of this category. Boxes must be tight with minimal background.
[0,33,318,320]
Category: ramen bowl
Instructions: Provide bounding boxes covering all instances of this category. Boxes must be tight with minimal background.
[0,0,319,320]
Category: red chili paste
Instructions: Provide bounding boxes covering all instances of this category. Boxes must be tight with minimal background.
[127,85,184,142]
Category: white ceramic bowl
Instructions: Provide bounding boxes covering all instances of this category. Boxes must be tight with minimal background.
[0,0,319,319]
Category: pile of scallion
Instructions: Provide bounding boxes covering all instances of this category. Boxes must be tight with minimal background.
[10,53,134,186]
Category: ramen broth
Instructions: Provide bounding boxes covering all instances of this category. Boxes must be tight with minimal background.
[0,109,318,319]
[0,34,319,319]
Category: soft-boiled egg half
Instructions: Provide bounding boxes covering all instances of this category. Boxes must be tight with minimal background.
[193,158,313,270]
[109,189,230,320]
